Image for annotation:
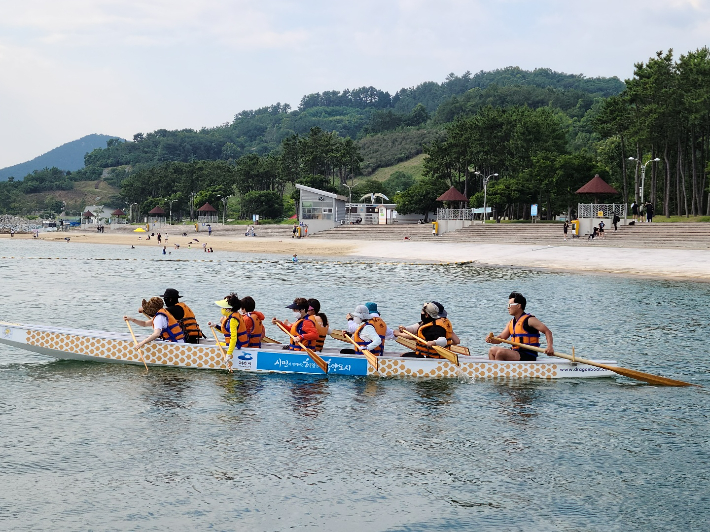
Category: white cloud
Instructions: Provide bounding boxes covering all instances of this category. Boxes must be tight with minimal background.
[0,0,709,168]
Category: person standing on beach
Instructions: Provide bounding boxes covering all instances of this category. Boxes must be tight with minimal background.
[10,228,14,237]
[646,201,654,222]
[563,221,569,241]
[631,202,638,222]
[157,233,162,244]
[485,292,554,361]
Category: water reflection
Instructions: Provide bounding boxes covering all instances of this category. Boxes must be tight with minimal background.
[351,377,385,405]
[413,379,459,410]
[143,371,192,411]
[494,382,542,424]
[289,376,330,418]
[216,372,265,405]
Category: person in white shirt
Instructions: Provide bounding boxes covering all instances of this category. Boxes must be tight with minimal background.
[340,305,383,355]
[346,302,394,340]
[124,297,186,348]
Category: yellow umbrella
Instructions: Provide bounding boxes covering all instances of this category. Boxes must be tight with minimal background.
[133,227,146,232]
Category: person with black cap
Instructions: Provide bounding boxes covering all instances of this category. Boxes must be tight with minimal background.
[271,298,319,351]
[161,288,205,344]
[393,302,454,358]
[430,301,461,346]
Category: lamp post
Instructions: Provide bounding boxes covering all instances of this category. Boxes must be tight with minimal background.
[217,195,231,225]
[342,183,352,203]
[189,192,197,221]
[474,172,498,223]
[129,202,138,223]
[628,157,660,204]
[168,199,176,225]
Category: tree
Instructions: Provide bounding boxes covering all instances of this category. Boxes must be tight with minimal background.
[394,178,449,221]
[240,190,284,220]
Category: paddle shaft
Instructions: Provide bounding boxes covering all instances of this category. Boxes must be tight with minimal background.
[401,329,459,366]
[490,334,698,387]
[124,319,149,371]
[274,321,328,374]
[262,336,281,344]
[210,326,233,372]
[341,331,379,372]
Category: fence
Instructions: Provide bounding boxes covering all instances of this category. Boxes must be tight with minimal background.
[436,208,475,220]
[577,204,627,219]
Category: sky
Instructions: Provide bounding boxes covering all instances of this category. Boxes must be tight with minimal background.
[0,0,709,169]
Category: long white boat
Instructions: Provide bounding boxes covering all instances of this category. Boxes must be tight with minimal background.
[0,321,618,380]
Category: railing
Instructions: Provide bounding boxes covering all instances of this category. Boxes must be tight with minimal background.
[437,208,475,220]
[577,204,627,219]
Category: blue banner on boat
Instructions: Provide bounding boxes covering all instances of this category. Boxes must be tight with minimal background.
[256,351,368,375]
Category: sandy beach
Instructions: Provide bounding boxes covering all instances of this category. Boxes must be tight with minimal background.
[4,230,710,281]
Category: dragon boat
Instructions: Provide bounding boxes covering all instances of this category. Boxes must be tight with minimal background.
[0,321,618,380]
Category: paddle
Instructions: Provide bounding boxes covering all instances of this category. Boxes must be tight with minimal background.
[329,329,349,342]
[210,326,233,373]
[274,321,329,374]
[400,329,459,366]
[487,333,698,387]
[262,336,281,344]
[340,331,379,372]
[124,319,149,371]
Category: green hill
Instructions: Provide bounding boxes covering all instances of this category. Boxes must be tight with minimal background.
[0,134,122,182]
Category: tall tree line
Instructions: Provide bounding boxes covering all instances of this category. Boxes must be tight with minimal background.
[595,48,710,217]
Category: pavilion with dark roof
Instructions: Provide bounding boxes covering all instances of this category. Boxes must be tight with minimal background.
[148,206,166,227]
[197,203,218,224]
[575,174,626,236]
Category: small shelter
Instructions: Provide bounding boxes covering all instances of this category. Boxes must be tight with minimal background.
[576,174,625,235]
[110,208,126,224]
[296,184,347,233]
[436,186,468,206]
[148,206,166,227]
[196,203,218,224]
[81,210,96,225]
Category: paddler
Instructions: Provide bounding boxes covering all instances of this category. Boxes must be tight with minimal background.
[340,305,383,356]
[161,288,205,344]
[346,302,394,340]
[307,298,330,352]
[393,302,454,358]
[208,293,248,357]
[240,296,265,348]
[271,298,319,351]
[485,292,554,361]
[124,297,185,348]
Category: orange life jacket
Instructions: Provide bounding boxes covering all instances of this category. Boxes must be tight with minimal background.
[414,318,453,358]
[287,318,317,351]
[153,309,184,342]
[352,319,386,356]
[308,315,329,352]
[175,302,203,339]
[221,312,248,349]
[244,311,265,348]
[507,313,540,355]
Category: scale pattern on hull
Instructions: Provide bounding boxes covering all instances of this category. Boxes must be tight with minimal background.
[371,357,558,378]
[26,330,225,369]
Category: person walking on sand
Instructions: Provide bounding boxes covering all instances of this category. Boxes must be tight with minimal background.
[485,292,554,361]
[157,233,162,244]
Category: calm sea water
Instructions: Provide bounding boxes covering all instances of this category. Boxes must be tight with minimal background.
[0,239,708,531]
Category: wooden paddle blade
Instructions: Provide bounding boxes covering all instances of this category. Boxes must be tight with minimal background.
[433,345,459,365]
[362,350,379,372]
[450,345,470,356]
[303,345,329,374]
[602,365,697,387]
[262,336,281,344]
[395,337,417,351]
[329,329,349,342]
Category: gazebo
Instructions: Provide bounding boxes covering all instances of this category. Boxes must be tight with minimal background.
[148,206,166,227]
[111,208,126,224]
[81,210,95,225]
[436,186,468,207]
[197,203,218,224]
[576,174,624,235]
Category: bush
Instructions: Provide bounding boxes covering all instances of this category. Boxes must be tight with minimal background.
[241,190,284,220]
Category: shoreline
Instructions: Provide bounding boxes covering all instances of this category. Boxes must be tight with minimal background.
[3,231,710,282]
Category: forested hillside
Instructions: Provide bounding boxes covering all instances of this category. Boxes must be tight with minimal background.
[0,64,640,220]
[0,134,121,182]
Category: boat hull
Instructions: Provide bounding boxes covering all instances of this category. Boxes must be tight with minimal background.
[0,322,617,380]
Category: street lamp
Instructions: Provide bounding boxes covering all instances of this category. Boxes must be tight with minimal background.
[628,157,660,204]
[342,183,353,203]
[474,172,498,223]
[189,192,197,221]
[217,195,231,225]
[129,202,138,223]
[168,199,177,225]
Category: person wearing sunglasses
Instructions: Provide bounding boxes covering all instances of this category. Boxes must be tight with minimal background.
[485,292,554,361]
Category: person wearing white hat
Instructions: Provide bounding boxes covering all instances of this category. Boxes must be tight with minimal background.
[208,293,248,357]
[341,305,383,356]
[346,302,394,341]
